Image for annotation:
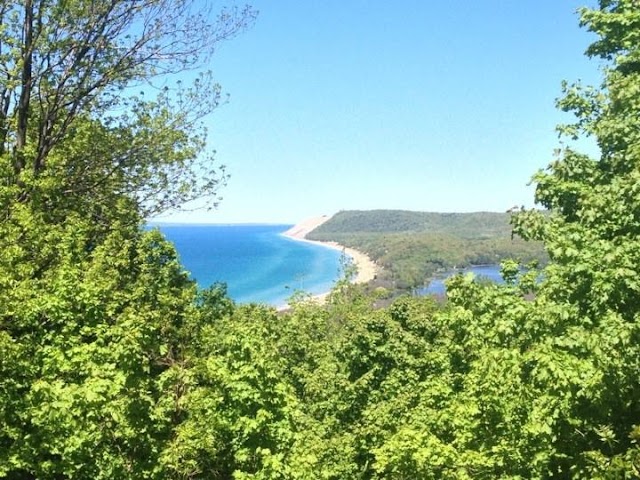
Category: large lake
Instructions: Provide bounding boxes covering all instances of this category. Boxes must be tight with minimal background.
[154,224,343,307]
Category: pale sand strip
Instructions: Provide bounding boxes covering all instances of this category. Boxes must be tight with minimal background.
[279,215,378,308]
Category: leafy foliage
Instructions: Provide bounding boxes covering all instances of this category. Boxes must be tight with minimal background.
[0,0,256,216]
[3,1,640,479]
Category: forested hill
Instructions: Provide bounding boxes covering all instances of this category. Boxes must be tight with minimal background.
[310,210,515,238]
[307,209,547,289]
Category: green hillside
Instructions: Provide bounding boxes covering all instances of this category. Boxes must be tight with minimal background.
[308,210,547,289]
[311,209,515,238]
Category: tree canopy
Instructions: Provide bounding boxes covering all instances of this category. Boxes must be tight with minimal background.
[0,0,256,218]
[2,1,640,478]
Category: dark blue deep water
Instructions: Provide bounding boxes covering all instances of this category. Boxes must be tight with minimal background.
[154,224,343,307]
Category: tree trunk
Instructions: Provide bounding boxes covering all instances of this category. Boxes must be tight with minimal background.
[15,0,34,173]
[0,5,9,157]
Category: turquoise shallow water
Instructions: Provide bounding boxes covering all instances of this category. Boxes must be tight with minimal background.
[155,224,344,306]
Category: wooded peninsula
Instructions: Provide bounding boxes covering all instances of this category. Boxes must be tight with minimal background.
[307,209,547,290]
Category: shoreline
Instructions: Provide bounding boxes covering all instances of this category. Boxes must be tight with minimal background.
[279,215,378,309]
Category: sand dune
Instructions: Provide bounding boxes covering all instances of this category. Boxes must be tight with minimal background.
[283,215,331,239]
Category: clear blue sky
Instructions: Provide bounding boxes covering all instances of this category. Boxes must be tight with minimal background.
[160,1,601,224]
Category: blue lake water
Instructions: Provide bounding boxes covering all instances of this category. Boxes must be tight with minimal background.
[418,265,505,296]
[154,224,344,307]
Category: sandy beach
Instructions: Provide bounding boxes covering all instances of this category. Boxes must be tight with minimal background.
[281,215,378,306]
